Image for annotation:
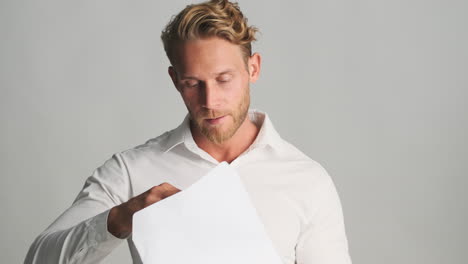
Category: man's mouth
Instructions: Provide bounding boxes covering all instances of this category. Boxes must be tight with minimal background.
[204,115,226,125]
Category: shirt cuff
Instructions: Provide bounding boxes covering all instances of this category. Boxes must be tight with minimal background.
[88,209,127,252]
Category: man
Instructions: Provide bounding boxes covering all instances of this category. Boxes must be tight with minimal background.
[25,0,352,263]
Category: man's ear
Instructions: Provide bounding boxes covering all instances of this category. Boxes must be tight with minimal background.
[248,52,261,84]
[168,66,180,92]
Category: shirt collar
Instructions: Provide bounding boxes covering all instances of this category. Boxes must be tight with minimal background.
[162,109,283,153]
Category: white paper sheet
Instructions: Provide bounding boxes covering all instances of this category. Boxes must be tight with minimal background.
[132,161,283,264]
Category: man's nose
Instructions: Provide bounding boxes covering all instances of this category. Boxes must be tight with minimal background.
[201,81,222,109]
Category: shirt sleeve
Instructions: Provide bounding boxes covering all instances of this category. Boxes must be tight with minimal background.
[295,171,352,264]
[24,153,131,264]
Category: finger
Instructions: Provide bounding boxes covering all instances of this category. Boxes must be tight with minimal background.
[157,182,181,198]
[158,182,181,192]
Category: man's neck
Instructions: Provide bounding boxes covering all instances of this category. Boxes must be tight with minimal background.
[190,117,260,164]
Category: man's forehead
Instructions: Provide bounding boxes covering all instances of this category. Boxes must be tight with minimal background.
[170,37,247,78]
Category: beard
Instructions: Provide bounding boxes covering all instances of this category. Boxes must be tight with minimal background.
[189,86,250,145]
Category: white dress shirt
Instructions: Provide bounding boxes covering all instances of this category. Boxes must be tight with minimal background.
[25,109,352,264]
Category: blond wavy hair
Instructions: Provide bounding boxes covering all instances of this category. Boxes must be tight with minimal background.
[161,0,258,65]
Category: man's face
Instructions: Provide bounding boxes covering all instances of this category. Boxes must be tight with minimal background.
[169,37,258,144]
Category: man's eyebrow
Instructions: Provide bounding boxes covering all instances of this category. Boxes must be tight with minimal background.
[180,70,234,80]
[214,70,234,76]
[179,76,198,80]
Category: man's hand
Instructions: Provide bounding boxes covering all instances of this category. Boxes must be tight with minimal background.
[107,182,181,238]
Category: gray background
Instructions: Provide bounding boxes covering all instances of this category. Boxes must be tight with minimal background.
[1,0,467,263]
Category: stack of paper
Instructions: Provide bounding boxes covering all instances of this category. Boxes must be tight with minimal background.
[132,161,283,264]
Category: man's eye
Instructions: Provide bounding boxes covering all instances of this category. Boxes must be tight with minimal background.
[184,81,199,88]
[218,77,231,83]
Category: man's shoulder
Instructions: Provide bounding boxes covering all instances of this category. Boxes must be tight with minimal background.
[274,138,333,184]
[117,129,175,160]
[277,138,318,164]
